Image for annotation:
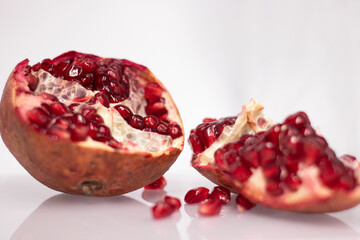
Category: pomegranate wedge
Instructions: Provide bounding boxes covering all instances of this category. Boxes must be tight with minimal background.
[189,99,360,212]
[0,51,184,196]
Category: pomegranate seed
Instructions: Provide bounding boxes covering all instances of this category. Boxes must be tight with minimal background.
[259,142,277,166]
[31,62,41,71]
[40,59,54,73]
[263,165,281,180]
[49,102,69,116]
[79,59,96,72]
[157,121,169,135]
[235,194,255,213]
[89,123,112,142]
[189,131,205,155]
[168,123,182,139]
[144,83,163,103]
[53,117,71,129]
[145,100,168,117]
[284,174,302,191]
[241,147,260,168]
[67,64,83,78]
[109,80,122,95]
[72,114,87,126]
[202,118,217,123]
[129,115,145,130]
[92,92,110,108]
[40,93,58,101]
[114,104,133,120]
[198,198,222,216]
[208,186,231,204]
[284,111,311,126]
[144,115,159,129]
[164,196,181,209]
[68,103,80,112]
[80,73,93,86]
[152,201,176,219]
[266,181,283,196]
[27,74,39,91]
[184,187,209,204]
[232,165,252,182]
[27,108,51,127]
[90,114,104,124]
[47,125,70,140]
[144,176,167,190]
[70,125,89,141]
[54,60,71,75]
[81,107,97,121]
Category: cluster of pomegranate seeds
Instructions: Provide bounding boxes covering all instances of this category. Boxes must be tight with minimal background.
[189,117,237,154]
[114,104,182,139]
[152,195,181,219]
[32,57,129,103]
[213,112,358,196]
[184,185,252,216]
[144,83,168,121]
[26,96,120,147]
[23,54,184,148]
[144,176,167,190]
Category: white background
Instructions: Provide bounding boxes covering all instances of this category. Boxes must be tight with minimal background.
[1,0,360,239]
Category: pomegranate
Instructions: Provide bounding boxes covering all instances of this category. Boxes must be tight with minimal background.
[189,99,360,212]
[0,51,184,196]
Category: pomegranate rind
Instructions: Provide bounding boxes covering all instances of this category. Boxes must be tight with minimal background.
[0,54,184,196]
[191,100,360,213]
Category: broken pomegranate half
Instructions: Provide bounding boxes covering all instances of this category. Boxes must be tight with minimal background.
[189,99,360,212]
[0,51,184,196]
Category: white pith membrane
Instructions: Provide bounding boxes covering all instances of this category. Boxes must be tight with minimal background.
[18,69,181,153]
[196,99,360,209]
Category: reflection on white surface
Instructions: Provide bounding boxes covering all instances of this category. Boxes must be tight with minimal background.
[11,194,180,240]
[187,203,360,240]
[142,189,167,203]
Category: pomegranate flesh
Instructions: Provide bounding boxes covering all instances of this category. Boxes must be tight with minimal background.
[0,51,184,196]
[190,99,360,212]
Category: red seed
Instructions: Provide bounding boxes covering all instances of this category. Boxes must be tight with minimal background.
[156,121,169,135]
[144,115,159,129]
[189,131,204,155]
[49,102,69,116]
[152,201,176,219]
[235,194,255,213]
[198,198,222,216]
[168,123,182,139]
[164,196,181,209]
[27,107,51,127]
[266,181,284,196]
[70,125,89,141]
[67,64,83,79]
[114,104,133,120]
[129,115,145,130]
[202,118,217,123]
[144,83,163,103]
[284,174,302,191]
[92,92,110,108]
[184,187,209,204]
[208,186,231,205]
[144,176,167,190]
[40,59,54,73]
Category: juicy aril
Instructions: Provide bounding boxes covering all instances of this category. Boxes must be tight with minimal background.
[189,99,360,212]
[0,51,184,196]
